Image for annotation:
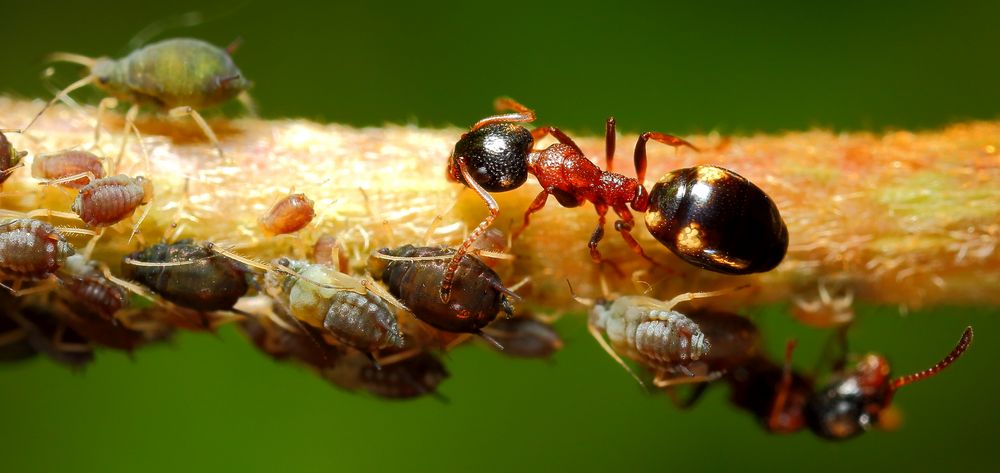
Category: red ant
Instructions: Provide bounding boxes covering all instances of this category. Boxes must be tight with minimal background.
[444,99,788,302]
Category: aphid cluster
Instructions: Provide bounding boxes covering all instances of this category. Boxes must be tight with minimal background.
[0,33,975,433]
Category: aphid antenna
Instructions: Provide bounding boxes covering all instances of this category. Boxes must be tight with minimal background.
[20,74,96,134]
[54,226,97,237]
[359,278,410,313]
[886,326,973,398]
[37,171,100,187]
[661,284,752,312]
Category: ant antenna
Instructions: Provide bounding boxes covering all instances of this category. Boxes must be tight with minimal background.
[768,339,798,432]
[889,326,973,391]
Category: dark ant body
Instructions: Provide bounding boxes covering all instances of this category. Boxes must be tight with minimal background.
[368,245,517,337]
[684,327,974,440]
[121,239,251,312]
[445,99,788,298]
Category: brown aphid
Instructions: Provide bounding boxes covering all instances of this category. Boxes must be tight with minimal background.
[1,131,28,186]
[367,245,517,335]
[239,312,344,368]
[483,317,563,359]
[7,304,94,369]
[57,254,127,320]
[685,310,761,375]
[260,193,315,236]
[0,218,76,280]
[72,174,153,227]
[32,149,105,189]
[323,350,449,400]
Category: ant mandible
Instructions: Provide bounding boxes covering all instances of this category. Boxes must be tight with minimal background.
[444,98,789,301]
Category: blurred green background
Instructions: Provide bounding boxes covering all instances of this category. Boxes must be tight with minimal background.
[2,0,998,472]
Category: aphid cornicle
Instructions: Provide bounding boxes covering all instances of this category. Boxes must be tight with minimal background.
[259,193,315,236]
[265,258,405,359]
[32,150,105,189]
[367,245,517,335]
[0,219,76,280]
[121,239,251,311]
[0,131,28,186]
[33,38,253,157]
[71,174,153,227]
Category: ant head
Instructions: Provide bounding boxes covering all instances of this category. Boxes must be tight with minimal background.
[804,370,890,440]
[449,122,532,192]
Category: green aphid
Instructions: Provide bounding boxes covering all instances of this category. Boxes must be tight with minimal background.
[28,38,254,158]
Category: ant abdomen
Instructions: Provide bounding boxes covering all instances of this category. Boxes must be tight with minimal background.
[450,122,532,192]
[645,166,788,274]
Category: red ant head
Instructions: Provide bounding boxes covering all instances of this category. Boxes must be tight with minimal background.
[449,123,532,192]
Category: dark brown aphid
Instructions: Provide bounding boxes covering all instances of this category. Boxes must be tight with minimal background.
[259,193,315,236]
[0,131,28,186]
[32,149,105,189]
[265,259,405,361]
[685,310,761,374]
[368,245,517,335]
[239,311,344,368]
[482,317,563,359]
[323,350,449,400]
[57,254,127,320]
[121,239,250,311]
[5,304,94,369]
[72,174,153,227]
[0,218,76,280]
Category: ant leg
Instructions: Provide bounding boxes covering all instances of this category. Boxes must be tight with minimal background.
[168,106,225,159]
[470,97,535,130]
[588,204,610,265]
[530,126,584,155]
[605,117,616,172]
[768,339,798,432]
[440,157,498,303]
[612,206,659,266]
[512,190,550,240]
[633,131,699,184]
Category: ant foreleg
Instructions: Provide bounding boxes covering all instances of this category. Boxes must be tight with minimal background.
[613,206,660,266]
[441,157,498,303]
[512,190,550,241]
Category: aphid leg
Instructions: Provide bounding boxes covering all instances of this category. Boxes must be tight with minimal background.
[17,209,83,221]
[99,264,161,304]
[588,322,647,388]
[92,97,119,147]
[237,91,259,118]
[768,339,798,432]
[512,190,550,241]
[50,323,91,353]
[128,199,153,244]
[360,278,410,313]
[0,327,27,347]
[469,97,535,131]
[19,74,95,134]
[612,205,661,266]
[666,382,711,409]
[4,277,58,297]
[113,104,139,174]
[168,106,225,159]
[82,231,104,259]
[440,158,498,303]
[653,370,724,388]
[530,126,584,155]
[633,132,700,184]
[376,348,424,366]
[364,352,383,370]
[38,171,99,188]
[660,285,750,312]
